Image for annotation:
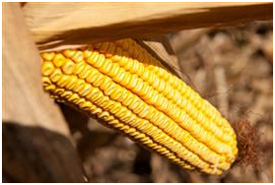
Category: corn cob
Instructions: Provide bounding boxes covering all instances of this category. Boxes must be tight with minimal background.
[41,39,238,175]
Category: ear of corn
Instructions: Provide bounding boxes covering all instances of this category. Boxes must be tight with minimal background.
[41,39,238,175]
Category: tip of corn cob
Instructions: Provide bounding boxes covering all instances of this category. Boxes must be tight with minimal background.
[40,39,238,175]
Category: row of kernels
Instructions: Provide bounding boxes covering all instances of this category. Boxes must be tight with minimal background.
[66,66,229,168]
[153,65,236,137]
[103,45,235,144]
[82,51,234,158]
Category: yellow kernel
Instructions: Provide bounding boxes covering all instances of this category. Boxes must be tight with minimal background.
[86,68,99,83]
[61,58,75,75]
[54,88,65,96]
[67,93,80,102]
[63,49,77,58]
[124,58,135,71]
[41,52,55,61]
[42,77,52,86]
[56,75,71,88]
[73,61,86,75]
[44,84,56,91]
[66,76,78,90]
[49,69,62,82]
[108,63,120,77]
[98,59,112,74]
[83,48,93,58]
[79,84,92,97]
[60,91,73,99]
[103,82,117,96]
[94,54,105,68]
[127,74,138,90]
[42,61,55,76]
[92,74,104,87]
[91,107,103,115]
[53,53,66,67]
[87,51,100,65]
[80,101,93,110]
[79,65,92,79]
[113,69,126,82]
[120,72,131,86]
[75,98,85,106]
[99,78,112,91]
[71,51,84,63]
[73,79,86,93]
[119,56,129,67]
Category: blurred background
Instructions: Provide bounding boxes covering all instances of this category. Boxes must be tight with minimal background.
[60,21,273,183]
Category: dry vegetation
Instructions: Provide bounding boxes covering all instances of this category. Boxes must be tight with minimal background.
[59,21,273,183]
[3,3,273,183]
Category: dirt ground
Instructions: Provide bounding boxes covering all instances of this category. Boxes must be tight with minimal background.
[62,21,273,183]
